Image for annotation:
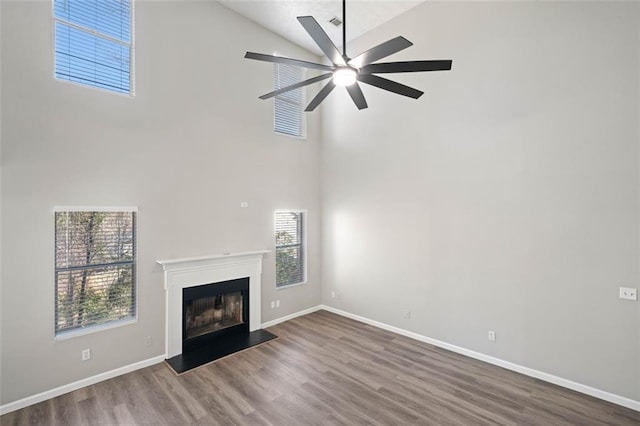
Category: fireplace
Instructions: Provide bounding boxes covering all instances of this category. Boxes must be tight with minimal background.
[182,277,249,353]
[158,251,277,374]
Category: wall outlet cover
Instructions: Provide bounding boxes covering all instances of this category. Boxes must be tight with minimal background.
[81,349,91,361]
[619,287,637,301]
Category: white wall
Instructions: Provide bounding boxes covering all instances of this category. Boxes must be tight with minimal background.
[0,0,322,404]
[321,1,640,401]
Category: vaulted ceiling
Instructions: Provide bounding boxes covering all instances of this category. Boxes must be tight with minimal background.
[218,0,426,57]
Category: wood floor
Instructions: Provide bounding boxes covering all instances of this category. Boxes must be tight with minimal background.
[2,310,639,425]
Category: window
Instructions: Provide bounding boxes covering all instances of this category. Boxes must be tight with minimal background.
[274,63,305,138]
[53,0,133,95]
[55,209,136,336]
[275,211,306,287]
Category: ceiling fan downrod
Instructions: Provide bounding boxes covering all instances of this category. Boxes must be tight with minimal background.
[342,0,347,58]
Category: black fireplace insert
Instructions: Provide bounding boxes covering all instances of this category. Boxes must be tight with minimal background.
[182,277,249,353]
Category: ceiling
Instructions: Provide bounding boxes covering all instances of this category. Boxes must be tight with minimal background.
[218,0,426,57]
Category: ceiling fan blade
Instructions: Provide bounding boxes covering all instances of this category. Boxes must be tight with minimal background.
[346,82,368,110]
[244,52,334,72]
[348,36,413,68]
[305,80,336,112]
[297,16,347,66]
[357,74,423,99]
[259,73,333,100]
[361,60,453,74]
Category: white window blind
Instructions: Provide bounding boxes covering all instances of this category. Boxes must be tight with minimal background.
[53,0,133,94]
[55,210,136,336]
[274,64,305,137]
[275,211,306,287]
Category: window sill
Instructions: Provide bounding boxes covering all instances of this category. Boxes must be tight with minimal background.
[54,317,137,341]
[276,280,307,290]
[275,131,307,141]
[55,77,135,98]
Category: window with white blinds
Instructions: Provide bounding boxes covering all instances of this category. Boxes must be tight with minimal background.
[53,0,133,95]
[275,211,306,287]
[274,64,305,138]
[55,209,136,336]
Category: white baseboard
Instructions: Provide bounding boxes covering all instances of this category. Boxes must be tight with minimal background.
[0,355,166,416]
[3,306,638,416]
[261,305,322,329]
[0,305,321,416]
[320,305,640,413]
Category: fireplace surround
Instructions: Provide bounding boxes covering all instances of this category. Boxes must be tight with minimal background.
[157,251,269,359]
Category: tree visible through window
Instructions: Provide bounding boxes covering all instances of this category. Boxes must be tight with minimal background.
[55,210,136,335]
[275,211,306,287]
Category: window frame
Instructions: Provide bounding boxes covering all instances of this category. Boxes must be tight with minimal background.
[273,62,307,139]
[274,209,307,289]
[51,0,136,97]
[53,206,138,340]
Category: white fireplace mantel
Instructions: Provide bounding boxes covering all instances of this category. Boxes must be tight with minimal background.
[157,251,270,358]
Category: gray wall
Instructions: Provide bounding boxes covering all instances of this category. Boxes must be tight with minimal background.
[0,0,321,404]
[2,0,639,408]
[321,2,640,401]
[0,0,3,407]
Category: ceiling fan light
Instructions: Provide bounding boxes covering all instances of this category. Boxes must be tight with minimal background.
[333,68,357,86]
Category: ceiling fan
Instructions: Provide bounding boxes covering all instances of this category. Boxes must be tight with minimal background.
[244,0,452,111]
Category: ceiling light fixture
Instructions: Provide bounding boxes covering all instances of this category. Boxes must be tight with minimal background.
[333,67,357,86]
[244,0,453,111]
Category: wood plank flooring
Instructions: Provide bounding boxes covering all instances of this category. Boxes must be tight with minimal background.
[2,310,639,425]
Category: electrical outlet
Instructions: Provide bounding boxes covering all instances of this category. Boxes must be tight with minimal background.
[331,291,336,299]
[276,300,280,308]
[81,349,91,361]
[488,331,496,342]
[404,310,411,319]
[619,287,638,301]
[270,301,275,309]
[240,202,249,208]
[144,336,153,347]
